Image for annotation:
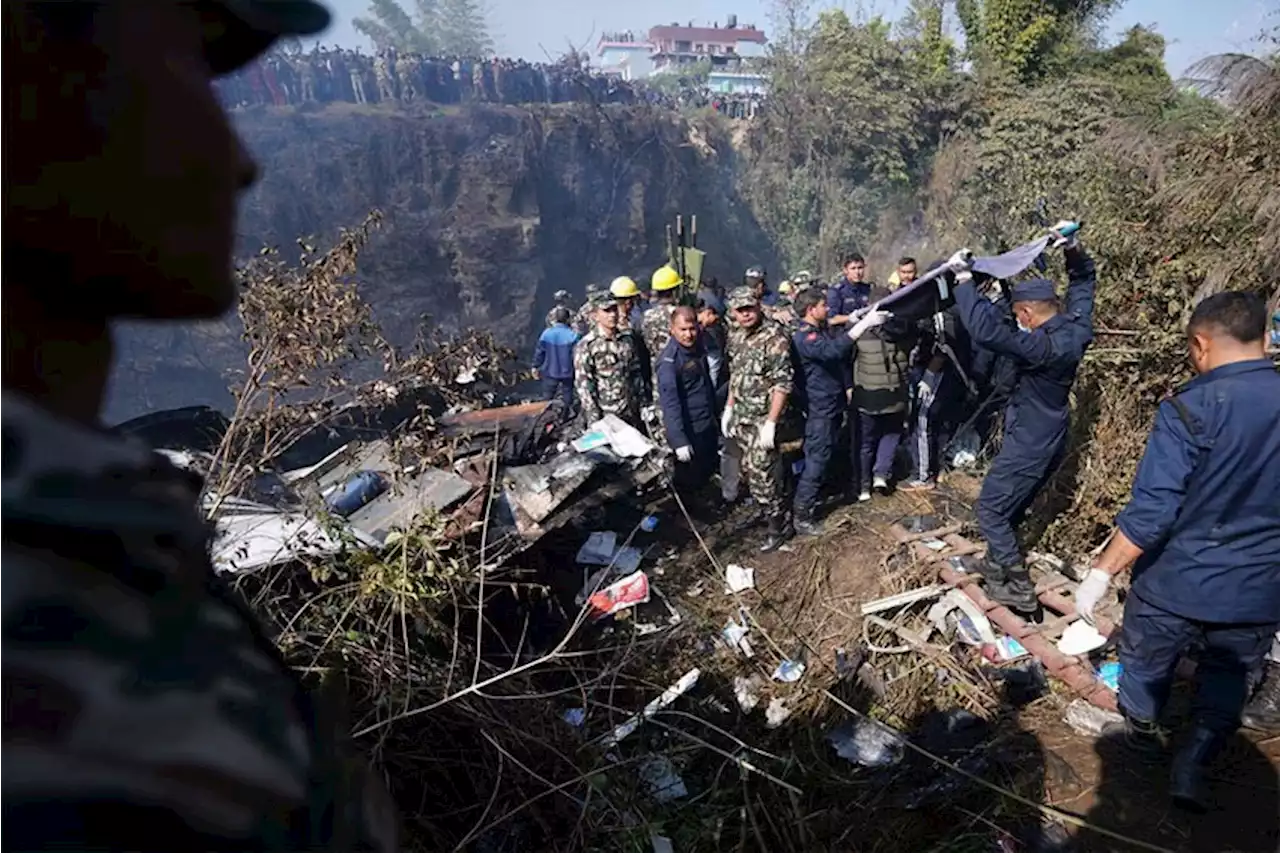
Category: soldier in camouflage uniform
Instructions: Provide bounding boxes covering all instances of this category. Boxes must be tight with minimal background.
[642,265,683,383]
[722,286,795,551]
[573,293,640,428]
[4,3,397,849]
[574,283,600,336]
[374,48,397,103]
[396,51,418,102]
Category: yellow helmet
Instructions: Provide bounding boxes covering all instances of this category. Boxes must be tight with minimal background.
[777,280,794,295]
[609,276,640,298]
[651,265,682,292]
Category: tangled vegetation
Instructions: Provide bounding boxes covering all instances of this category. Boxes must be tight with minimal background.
[745,0,1280,552]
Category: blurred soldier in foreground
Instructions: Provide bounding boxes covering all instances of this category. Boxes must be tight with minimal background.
[721,287,794,552]
[1075,291,1280,812]
[657,308,718,492]
[3,2,397,850]
[950,226,1096,614]
[573,292,640,428]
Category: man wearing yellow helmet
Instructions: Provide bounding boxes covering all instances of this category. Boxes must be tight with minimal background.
[642,266,683,388]
[611,276,652,402]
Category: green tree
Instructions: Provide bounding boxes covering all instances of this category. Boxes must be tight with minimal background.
[354,0,439,53]
[436,0,495,57]
[354,0,495,56]
[956,0,1125,84]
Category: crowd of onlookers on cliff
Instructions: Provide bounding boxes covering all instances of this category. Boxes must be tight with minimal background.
[212,46,765,119]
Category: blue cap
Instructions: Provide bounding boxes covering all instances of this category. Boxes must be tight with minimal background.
[1009,278,1057,302]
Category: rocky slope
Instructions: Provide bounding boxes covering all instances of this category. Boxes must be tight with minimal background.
[106,102,775,423]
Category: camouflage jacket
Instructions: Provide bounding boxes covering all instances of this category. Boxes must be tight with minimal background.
[726,318,794,429]
[1,392,397,852]
[641,302,677,372]
[573,328,637,424]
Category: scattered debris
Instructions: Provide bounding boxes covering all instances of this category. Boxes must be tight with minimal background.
[587,571,651,620]
[562,708,587,728]
[983,636,1030,662]
[650,834,675,853]
[637,755,688,803]
[1096,661,1122,691]
[721,617,755,658]
[724,563,756,594]
[1064,699,1124,737]
[827,718,905,768]
[927,589,999,646]
[861,583,949,616]
[1057,619,1109,656]
[210,497,380,573]
[772,659,806,683]
[765,697,793,728]
[733,675,763,713]
[641,514,660,532]
[576,531,618,564]
[599,668,701,748]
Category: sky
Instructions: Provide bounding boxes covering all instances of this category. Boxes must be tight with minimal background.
[318,0,1274,76]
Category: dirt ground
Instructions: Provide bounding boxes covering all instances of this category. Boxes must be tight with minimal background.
[626,474,1280,853]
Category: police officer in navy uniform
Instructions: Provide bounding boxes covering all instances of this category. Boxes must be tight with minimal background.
[656,307,719,491]
[790,289,891,536]
[826,252,872,328]
[1075,291,1280,812]
[949,227,1096,613]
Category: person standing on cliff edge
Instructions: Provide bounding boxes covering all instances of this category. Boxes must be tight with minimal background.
[3,2,398,850]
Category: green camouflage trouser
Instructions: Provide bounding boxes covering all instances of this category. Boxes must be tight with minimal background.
[724,429,786,518]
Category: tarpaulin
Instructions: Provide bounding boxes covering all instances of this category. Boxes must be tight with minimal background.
[876,236,1053,323]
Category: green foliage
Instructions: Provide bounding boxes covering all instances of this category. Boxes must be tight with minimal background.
[353,0,494,57]
[958,0,1124,84]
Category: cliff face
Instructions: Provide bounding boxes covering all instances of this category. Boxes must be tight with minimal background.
[106,103,775,423]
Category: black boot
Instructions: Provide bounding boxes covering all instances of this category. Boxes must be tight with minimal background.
[1241,661,1280,734]
[1169,727,1223,813]
[760,513,793,552]
[1101,713,1168,762]
[793,506,823,538]
[983,562,1039,614]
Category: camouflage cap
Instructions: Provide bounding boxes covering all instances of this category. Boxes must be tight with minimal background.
[588,291,619,310]
[790,270,814,286]
[206,1,332,75]
[727,285,759,310]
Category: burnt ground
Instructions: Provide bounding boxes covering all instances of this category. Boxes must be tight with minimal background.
[557,470,1280,852]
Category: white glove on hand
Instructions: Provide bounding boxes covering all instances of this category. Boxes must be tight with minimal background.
[675,445,693,463]
[848,309,893,341]
[947,249,975,283]
[1049,219,1080,249]
[1074,568,1112,626]
[756,420,777,451]
[916,380,934,408]
[721,405,735,439]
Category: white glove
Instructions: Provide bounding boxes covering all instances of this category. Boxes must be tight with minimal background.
[947,249,974,284]
[916,380,934,408]
[641,404,657,423]
[675,445,693,463]
[848,309,892,341]
[721,404,735,438]
[1074,568,1112,626]
[756,420,777,451]
[1049,219,1080,249]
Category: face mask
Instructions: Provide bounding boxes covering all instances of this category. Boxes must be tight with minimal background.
[1016,322,1030,333]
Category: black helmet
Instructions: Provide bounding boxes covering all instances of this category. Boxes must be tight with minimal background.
[744,265,766,281]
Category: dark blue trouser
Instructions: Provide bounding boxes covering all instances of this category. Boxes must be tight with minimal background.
[859,410,903,488]
[975,441,1063,568]
[794,414,840,513]
[541,376,573,413]
[674,427,719,492]
[1119,593,1279,736]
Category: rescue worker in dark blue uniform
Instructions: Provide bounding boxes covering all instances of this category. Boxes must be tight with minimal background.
[1075,291,1280,812]
[949,229,1096,613]
[790,289,891,535]
[657,307,719,491]
[826,252,872,328]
